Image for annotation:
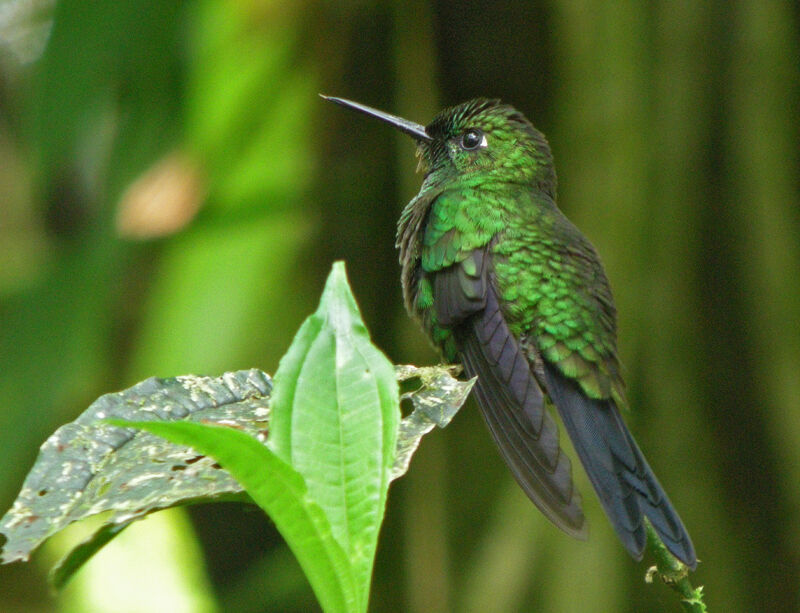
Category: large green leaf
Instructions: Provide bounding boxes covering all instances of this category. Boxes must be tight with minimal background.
[269,262,399,607]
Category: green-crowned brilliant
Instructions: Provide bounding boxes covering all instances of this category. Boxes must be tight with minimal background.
[323,95,696,568]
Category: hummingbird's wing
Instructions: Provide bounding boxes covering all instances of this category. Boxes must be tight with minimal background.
[505,210,697,568]
[432,247,586,537]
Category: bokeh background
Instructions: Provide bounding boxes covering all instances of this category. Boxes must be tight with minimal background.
[1,1,799,611]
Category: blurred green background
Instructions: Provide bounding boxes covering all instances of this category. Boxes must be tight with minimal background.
[1,0,798,611]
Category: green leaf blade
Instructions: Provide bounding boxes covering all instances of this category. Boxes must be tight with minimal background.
[107,419,360,613]
[270,262,399,606]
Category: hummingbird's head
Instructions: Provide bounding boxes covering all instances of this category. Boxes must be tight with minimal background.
[419,98,556,197]
[321,95,556,198]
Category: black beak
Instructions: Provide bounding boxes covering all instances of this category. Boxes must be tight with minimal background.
[320,95,431,142]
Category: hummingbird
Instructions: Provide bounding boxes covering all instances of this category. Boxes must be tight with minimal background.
[322,95,696,568]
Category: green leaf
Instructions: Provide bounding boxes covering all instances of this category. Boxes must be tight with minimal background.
[269,261,399,608]
[0,369,271,566]
[105,419,359,613]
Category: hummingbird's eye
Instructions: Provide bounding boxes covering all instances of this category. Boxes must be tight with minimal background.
[460,129,487,151]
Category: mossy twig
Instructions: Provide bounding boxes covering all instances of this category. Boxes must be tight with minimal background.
[644,522,706,612]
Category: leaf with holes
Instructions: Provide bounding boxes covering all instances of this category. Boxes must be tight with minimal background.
[0,369,272,566]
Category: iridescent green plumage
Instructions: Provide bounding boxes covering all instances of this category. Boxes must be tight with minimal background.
[324,95,696,568]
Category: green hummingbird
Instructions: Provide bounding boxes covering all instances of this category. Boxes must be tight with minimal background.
[322,95,696,568]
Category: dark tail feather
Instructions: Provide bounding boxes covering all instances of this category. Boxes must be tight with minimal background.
[543,363,697,568]
[455,288,586,537]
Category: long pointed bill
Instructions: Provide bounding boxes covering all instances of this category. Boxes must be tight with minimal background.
[320,95,431,141]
